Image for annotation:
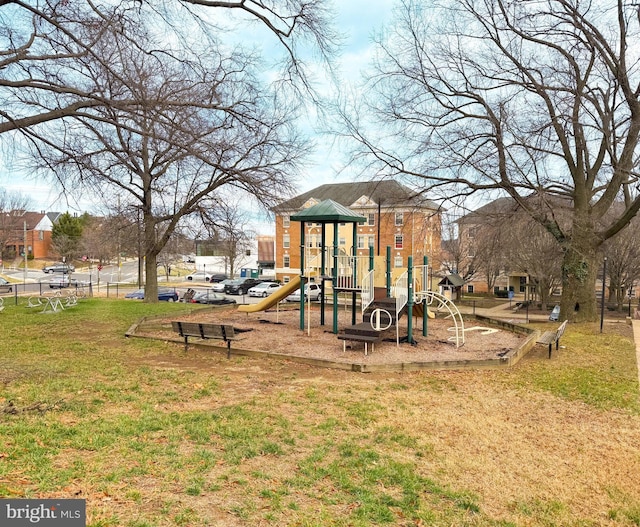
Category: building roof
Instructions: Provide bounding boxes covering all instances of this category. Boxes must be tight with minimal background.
[456,197,517,224]
[273,181,439,213]
[4,210,48,230]
[438,273,465,287]
[290,199,366,224]
[257,236,275,264]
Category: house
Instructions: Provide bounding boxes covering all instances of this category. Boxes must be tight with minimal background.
[271,181,442,283]
[2,210,58,260]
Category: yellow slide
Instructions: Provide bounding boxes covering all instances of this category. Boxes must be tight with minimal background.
[410,303,435,319]
[237,276,302,313]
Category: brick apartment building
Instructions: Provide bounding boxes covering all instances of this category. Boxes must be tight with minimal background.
[271,181,442,283]
[2,210,58,261]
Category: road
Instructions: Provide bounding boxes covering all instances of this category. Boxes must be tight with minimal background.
[1,261,273,305]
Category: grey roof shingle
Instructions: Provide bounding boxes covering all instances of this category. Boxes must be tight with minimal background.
[272,181,439,213]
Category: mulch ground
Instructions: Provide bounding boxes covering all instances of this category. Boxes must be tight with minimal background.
[136,304,529,368]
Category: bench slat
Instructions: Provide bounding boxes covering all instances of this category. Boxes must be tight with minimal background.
[536,320,568,359]
[171,321,239,358]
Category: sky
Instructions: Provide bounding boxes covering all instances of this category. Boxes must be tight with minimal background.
[0,0,395,217]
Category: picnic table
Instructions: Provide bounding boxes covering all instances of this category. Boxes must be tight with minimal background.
[27,291,79,313]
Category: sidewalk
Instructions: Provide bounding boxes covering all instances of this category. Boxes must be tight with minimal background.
[460,301,551,323]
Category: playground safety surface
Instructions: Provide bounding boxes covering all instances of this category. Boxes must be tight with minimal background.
[133,304,536,372]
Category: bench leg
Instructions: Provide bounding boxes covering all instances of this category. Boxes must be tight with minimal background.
[226,339,231,359]
[364,342,368,356]
[548,343,552,359]
[184,336,189,351]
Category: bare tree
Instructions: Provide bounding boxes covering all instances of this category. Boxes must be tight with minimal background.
[0,189,32,260]
[342,0,640,322]
[0,1,336,135]
[197,198,256,280]
[2,1,335,301]
[503,214,564,311]
[27,17,304,301]
[440,214,479,283]
[603,217,640,309]
[473,227,506,294]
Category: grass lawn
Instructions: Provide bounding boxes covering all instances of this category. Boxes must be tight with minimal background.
[1,298,639,526]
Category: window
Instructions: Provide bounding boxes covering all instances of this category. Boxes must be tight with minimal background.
[339,237,346,246]
[468,244,475,257]
[283,255,290,268]
[467,285,474,294]
[394,256,403,268]
[367,213,375,226]
[38,230,44,241]
[283,276,290,283]
[283,234,290,249]
[395,212,404,226]
[395,235,403,249]
[357,235,374,249]
[282,215,290,228]
[468,226,477,238]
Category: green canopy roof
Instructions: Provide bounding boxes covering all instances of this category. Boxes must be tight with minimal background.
[290,199,366,223]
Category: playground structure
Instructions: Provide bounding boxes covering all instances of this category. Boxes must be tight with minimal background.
[241,199,465,349]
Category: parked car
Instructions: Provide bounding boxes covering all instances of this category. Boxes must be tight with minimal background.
[224,278,263,295]
[248,282,281,297]
[209,274,228,283]
[0,278,12,293]
[42,262,75,274]
[190,291,236,305]
[48,275,72,289]
[549,305,560,321]
[286,283,322,302]
[186,271,212,282]
[124,288,179,302]
[211,279,233,293]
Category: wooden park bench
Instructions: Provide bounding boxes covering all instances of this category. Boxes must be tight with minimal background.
[536,319,568,358]
[171,321,240,358]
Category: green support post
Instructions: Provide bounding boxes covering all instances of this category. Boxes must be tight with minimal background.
[423,255,428,337]
[299,224,306,330]
[332,222,339,334]
[351,224,357,325]
[386,246,391,298]
[320,223,327,326]
[407,256,413,345]
[369,246,374,272]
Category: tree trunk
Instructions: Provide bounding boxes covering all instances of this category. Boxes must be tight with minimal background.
[144,251,159,303]
[143,210,159,304]
[559,244,600,323]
